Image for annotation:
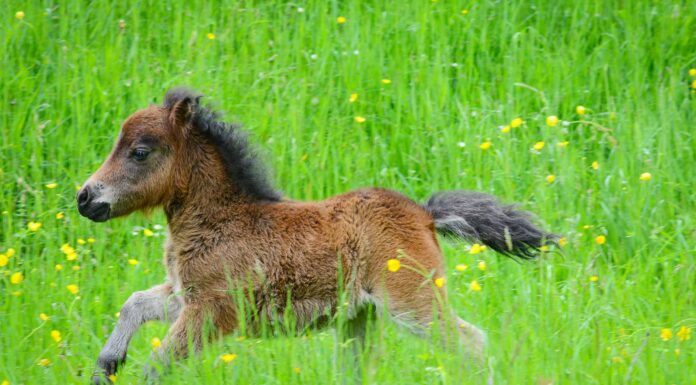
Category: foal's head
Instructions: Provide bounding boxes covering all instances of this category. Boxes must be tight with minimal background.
[77,88,280,222]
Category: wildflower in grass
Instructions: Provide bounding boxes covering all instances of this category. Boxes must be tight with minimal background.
[595,235,606,245]
[27,222,42,232]
[533,141,545,151]
[479,141,492,150]
[143,228,154,237]
[500,125,511,133]
[38,359,50,366]
[45,183,57,189]
[10,272,24,284]
[51,330,61,343]
[461,9,469,15]
[55,264,63,271]
[558,237,567,247]
[589,275,599,282]
[676,326,691,341]
[67,284,79,295]
[56,212,64,219]
[297,7,304,13]
[576,105,587,115]
[0,254,7,267]
[87,237,95,243]
[381,79,392,85]
[692,80,696,89]
[221,353,238,363]
[66,252,77,261]
[434,277,446,288]
[557,141,569,148]
[545,115,559,127]
[61,244,74,255]
[108,375,117,383]
[546,174,556,183]
[336,16,346,24]
[510,118,523,128]
[349,93,358,103]
[77,239,86,245]
[469,243,486,255]
[477,261,486,271]
[40,313,50,321]
[660,328,673,341]
[387,259,401,272]
[128,259,139,266]
[75,185,82,191]
[11,290,22,297]
[5,249,15,257]
[354,116,366,123]
[689,69,696,76]
[293,367,301,374]
[2,380,8,385]
[72,265,80,271]
[639,172,652,181]
[151,337,161,350]
[455,264,468,272]
[206,33,216,40]
[115,312,120,318]
[16,11,25,20]
[470,280,482,292]
[592,161,599,170]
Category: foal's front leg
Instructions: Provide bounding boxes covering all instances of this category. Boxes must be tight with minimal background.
[92,283,182,384]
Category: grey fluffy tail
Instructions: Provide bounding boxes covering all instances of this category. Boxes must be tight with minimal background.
[423,191,556,259]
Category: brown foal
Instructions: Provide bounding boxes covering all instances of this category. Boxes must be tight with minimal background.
[77,88,554,383]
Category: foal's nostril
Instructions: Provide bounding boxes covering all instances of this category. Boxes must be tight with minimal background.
[77,186,92,208]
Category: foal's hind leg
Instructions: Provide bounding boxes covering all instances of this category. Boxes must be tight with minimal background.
[92,283,182,384]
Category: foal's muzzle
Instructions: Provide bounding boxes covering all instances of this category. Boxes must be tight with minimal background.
[77,185,111,222]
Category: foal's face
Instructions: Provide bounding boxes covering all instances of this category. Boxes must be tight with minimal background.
[77,106,178,222]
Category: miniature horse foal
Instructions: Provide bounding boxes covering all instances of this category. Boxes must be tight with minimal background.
[78,89,553,383]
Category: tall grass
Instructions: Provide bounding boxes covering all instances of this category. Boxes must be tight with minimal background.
[1,1,694,383]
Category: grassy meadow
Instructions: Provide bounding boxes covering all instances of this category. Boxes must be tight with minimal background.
[2,0,695,383]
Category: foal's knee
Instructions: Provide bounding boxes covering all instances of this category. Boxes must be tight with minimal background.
[119,290,149,322]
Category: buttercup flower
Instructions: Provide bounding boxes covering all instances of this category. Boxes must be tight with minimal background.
[479,141,492,150]
[676,326,691,341]
[349,93,358,103]
[143,229,154,237]
[128,259,139,265]
[206,33,215,40]
[545,116,559,127]
[67,284,79,295]
[533,141,545,151]
[151,337,162,350]
[40,313,50,321]
[455,264,468,272]
[469,243,486,255]
[557,141,569,148]
[55,264,63,271]
[595,235,606,245]
[221,353,238,363]
[558,237,568,247]
[434,277,445,288]
[470,280,482,291]
[500,125,511,133]
[38,359,50,366]
[639,172,652,181]
[10,272,24,284]
[589,275,599,282]
[546,175,556,183]
[51,330,61,343]
[5,249,15,257]
[477,261,486,271]
[45,183,57,189]
[510,118,523,128]
[336,16,346,24]
[0,254,7,267]
[387,259,401,272]
[592,161,599,170]
[56,212,64,219]
[381,79,392,85]
[660,328,673,341]
[689,68,696,77]
[27,222,42,232]
[576,105,587,115]
[16,11,25,20]
[354,116,366,123]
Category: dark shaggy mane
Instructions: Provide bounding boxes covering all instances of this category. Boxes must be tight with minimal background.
[164,88,282,202]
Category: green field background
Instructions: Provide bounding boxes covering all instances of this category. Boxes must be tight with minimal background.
[1,1,695,384]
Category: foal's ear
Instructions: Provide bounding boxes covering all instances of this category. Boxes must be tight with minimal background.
[164,89,202,133]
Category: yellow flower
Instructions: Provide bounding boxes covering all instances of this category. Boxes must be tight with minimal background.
[349,93,358,103]
[143,228,154,237]
[558,237,568,247]
[128,259,139,265]
[61,244,75,255]
[40,313,50,321]
[434,277,446,288]
[469,243,486,255]
[336,16,346,24]
[500,125,511,133]
[27,222,42,232]
[660,328,673,341]
[67,284,79,295]
[11,291,22,297]
[151,337,162,350]
[0,254,7,267]
[692,80,696,89]
[45,183,57,189]
[557,141,569,148]
[72,265,80,271]
[66,252,77,261]
[56,212,64,219]
[354,116,366,123]
[16,11,25,20]
[2,380,8,385]
[5,249,15,257]
[689,68,696,77]
[595,235,606,245]
[533,141,545,151]
[77,239,86,245]
[206,33,215,40]
[38,358,50,366]
[510,118,523,128]
[470,280,482,292]
[676,326,691,341]
[589,275,599,282]
[455,264,468,272]
[381,79,392,85]
[591,161,599,170]
[221,353,238,363]
[55,264,63,271]
[477,261,486,271]
[10,272,24,284]
[639,172,652,181]
[87,237,95,243]
[576,105,587,115]
[546,174,556,183]
[479,141,492,150]
[461,9,469,15]
[108,375,117,383]
[387,259,401,272]
[545,115,559,127]
[51,330,61,343]
[293,367,301,374]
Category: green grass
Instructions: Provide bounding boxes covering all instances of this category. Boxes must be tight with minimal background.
[2,0,695,383]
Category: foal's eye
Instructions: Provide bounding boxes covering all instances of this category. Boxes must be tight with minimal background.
[132,148,150,162]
